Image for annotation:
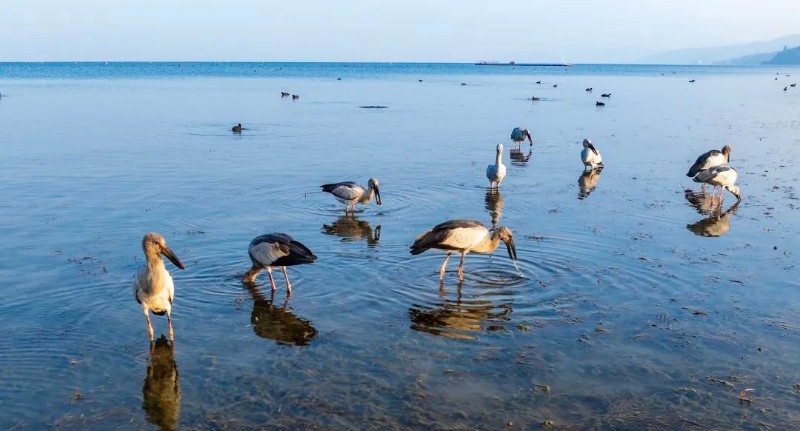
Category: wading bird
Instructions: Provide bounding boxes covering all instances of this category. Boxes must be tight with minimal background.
[232,123,242,133]
[410,220,517,281]
[580,138,603,169]
[133,233,185,342]
[692,166,741,202]
[510,127,533,147]
[242,233,317,294]
[486,144,507,189]
[321,178,382,213]
[686,145,731,178]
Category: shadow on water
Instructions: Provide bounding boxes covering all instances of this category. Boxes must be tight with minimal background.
[244,282,318,346]
[321,214,381,246]
[142,336,180,431]
[578,167,603,200]
[484,189,503,228]
[509,148,532,166]
[408,280,512,340]
[686,200,740,237]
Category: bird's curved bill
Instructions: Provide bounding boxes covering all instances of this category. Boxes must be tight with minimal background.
[375,187,382,205]
[506,240,518,261]
[162,247,185,270]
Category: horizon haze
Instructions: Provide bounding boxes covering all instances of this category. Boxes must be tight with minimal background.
[1,0,799,63]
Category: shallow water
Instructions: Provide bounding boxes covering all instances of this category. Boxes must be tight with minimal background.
[1,63,800,430]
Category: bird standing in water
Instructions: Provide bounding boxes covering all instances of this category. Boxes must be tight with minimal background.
[410,220,517,281]
[243,233,317,295]
[510,127,533,147]
[686,145,731,177]
[321,178,382,213]
[486,144,507,189]
[133,233,185,342]
[580,138,603,169]
[692,166,741,202]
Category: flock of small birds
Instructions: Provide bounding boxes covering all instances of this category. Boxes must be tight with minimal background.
[137,80,745,344]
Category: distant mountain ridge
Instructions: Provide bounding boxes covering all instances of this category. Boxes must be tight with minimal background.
[763,45,800,65]
[641,34,800,65]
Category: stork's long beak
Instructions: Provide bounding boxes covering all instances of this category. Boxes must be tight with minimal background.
[374,186,382,205]
[161,246,185,270]
[505,239,518,261]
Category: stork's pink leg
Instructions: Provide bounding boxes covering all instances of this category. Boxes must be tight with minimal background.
[439,253,451,280]
[457,252,467,280]
[266,267,278,291]
[282,267,292,295]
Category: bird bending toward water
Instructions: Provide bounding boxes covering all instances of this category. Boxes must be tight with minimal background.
[686,145,731,177]
[692,166,741,202]
[580,138,603,169]
[486,144,507,189]
[410,220,517,281]
[133,233,185,342]
[510,127,533,147]
[321,178,382,213]
[242,233,317,294]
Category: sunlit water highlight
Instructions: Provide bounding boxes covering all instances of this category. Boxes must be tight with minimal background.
[1,62,799,430]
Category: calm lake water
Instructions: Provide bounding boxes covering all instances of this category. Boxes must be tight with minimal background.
[1,62,800,430]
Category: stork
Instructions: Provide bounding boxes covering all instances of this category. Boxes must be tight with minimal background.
[686,145,731,178]
[486,144,507,189]
[580,138,603,169]
[321,178,382,213]
[242,233,317,294]
[692,166,741,203]
[510,127,533,147]
[410,220,517,281]
[133,233,185,342]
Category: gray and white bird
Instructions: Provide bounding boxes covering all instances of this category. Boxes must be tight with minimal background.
[133,233,185,342]
[692,166,741,202]
[686,145,731,177]
[510,127,533,147]
[242,233,317,294]
[486,144,507,189]
[321,178,382,213]
[580,138,603,169]
[410,220,517,281]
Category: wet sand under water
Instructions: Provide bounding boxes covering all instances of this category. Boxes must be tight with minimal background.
[0,64,799,429]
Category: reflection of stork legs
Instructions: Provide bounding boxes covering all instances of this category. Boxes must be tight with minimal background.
[439,253,451,280]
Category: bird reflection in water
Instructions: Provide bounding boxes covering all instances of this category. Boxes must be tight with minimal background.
[321,215,381,246]
[484,189,504,228]
[687,201,740,237]
[142,335,180,431]
[578,167,603,199]
[509,148,532,166]
[408,280,511,340]
[684,188,721,216]
[244,282,318,346]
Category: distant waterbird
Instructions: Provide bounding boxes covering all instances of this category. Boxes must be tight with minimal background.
[461,82,467,86]
[689,79,696,83]
[791,83,797,87]
[242,233,317,294]
[232,123,242,133]
[486,144,507,189]
[133,233,185,342]
[580,138,603,169]
[536,80,541,84]
[530,96,540,101]
[410,220,517,281]
[686,145,731,178]
[784,86,788,91]
[552,84,557,88]
[292,94,299,100]
[321,178,382,213]
[281,92,290,97]
[601,93,611,98]
[510,127,533,147]
[692,166,741,202]
[595,101,605,107]
[585,87,592,92]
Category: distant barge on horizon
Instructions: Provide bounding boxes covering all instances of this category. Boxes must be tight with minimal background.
[475,61,573,67]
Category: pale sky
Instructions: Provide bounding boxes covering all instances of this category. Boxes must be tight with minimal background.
[1,0,799,63]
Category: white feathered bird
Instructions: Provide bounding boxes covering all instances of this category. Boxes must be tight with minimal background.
[133,233,185,342]
[321,178,382,213]
[486,144,507,189]
[410,220,517,281]
[692,166,741,202]
[242,233,317,294]
[580,138,603,169]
